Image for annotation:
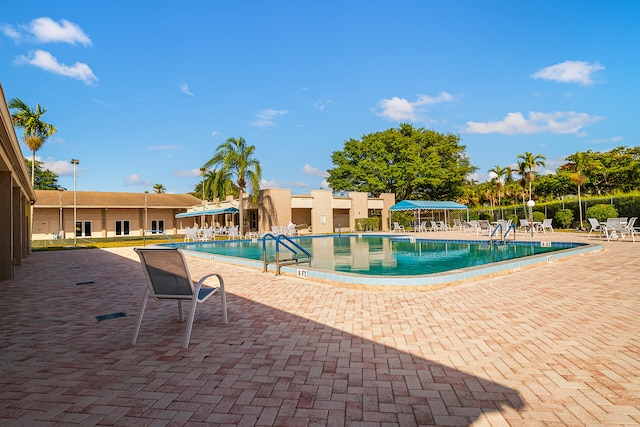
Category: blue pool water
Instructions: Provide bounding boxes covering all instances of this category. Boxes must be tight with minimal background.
[176,235,593,278]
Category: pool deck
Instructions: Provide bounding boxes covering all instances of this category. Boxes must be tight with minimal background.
[1,230,638,426]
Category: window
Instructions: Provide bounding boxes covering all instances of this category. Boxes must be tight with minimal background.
[151,220,164,234]
[115,220,130,236]
[75,221,92,237]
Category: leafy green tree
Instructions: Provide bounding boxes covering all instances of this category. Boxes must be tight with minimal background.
[8,98,57,187]
[204,136,261,237]
[516,151,546,200]
[25,159,60,190]
[554,209,574,229]
[327,124,476,200]
[152,183,166,194]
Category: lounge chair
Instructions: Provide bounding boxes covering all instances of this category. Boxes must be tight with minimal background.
[519,219,531,232]
[452,219,464,231]
[184,227,199,242]
[476,219,491,236]
[430,220,443,232]
[539,218,554,233]
[227,226,240,239]
[131,247,228,349]
[287,223,299,236]
[271,225,280,234]
[392,222,405,233]
[587,218,605,239]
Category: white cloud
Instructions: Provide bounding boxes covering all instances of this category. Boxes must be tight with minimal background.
[173,169,202,177]
[124,173,152,186]
[29,17,91,46]
[260,179,278,188]
[43,159,75,176]
[588,136,623,144]
[291,181,309,188]
[314,99,332,111]
[465,111,604,135]
[376,92,453,122]
[320,179,331,190]
[147,144,179,150]
[0,24,21,41]
[211,131,219,136]
[251,108,288,127]
[179,82,193,96]
[302,164,329,178]
[531,60,604,85]
[16,50,98,85]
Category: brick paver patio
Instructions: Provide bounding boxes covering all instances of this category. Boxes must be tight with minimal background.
[1,231,638,426]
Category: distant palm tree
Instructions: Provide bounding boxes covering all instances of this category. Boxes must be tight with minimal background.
[204,137,261,237]
[489,165,509,219]
[8,98,57,186]
[153,183,166,194]
[562,153,601,230]
[517,152,546,200]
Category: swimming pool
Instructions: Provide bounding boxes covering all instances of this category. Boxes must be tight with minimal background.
[173,234,601,288]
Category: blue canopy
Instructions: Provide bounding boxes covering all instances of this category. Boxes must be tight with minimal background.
[389,200,467,211]
[175,206,239,218]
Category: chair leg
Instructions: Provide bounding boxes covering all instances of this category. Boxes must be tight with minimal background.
[131,289,150,345]
[178,300,184,321]
[183,298,199,349]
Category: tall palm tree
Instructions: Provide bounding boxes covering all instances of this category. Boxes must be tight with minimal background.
[8,98,57,187]
[517,152,546,200]
[562,152,600,230]
[488,165,509,219]
[204,137,261,237]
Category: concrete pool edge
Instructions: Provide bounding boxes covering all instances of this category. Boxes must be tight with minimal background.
[174,237,604,290]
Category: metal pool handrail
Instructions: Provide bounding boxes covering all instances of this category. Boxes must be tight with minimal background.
[262,233,311,275]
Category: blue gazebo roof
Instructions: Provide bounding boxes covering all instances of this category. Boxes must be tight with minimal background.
[175,206,239,218]
[389,200,468,211]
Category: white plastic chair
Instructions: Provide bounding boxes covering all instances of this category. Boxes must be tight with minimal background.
[132,247,228,349]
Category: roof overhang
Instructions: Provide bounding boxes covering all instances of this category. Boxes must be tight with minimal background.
[175,206,239,218]
[389,200,468,211]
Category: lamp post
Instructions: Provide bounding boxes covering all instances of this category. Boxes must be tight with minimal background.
[527,199,535,237]
[71,159,79,246]
[200,167,206,228]
[144,190,149,245]
[58,187,64,238]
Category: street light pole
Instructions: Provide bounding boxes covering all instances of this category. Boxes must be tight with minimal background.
[58,187,64,238]
[144,190,149,246]
[200,167,206,228]
[71,159,79,246]
[527,199,535,237]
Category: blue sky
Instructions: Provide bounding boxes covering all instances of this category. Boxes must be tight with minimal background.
[1,1,638,194]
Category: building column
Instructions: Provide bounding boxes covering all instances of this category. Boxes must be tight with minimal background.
[13,187,23,267]
[0,172,14,280]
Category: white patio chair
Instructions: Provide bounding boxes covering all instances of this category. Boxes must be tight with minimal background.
[476,219,491,236]
[587,218,605,239]
[227,226,240,239]
[392,222,405,233]
[132,247,228,349]
[539,218,554,233]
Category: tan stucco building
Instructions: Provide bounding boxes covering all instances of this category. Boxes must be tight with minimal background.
[177,188,396,234]
[33,188,395,239]
[33,190,202,240]
[0,84,36,280]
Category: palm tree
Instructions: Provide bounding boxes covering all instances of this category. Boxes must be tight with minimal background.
[562,152,601,230]
[204,137,261,237]
[488,165,509,219]
[153,183,166,194]
[8,98,57,187]
[517,152,546,200]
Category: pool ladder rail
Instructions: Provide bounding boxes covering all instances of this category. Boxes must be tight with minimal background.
[262,233,312,276]
[489,223,517,245]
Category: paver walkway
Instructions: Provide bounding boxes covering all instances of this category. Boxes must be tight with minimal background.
[0,232,638,426]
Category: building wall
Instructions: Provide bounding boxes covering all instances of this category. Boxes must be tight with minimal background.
[0,84,36,280]
[310,190,334,234]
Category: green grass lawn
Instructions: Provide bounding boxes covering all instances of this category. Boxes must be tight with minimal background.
[31,235,181,251]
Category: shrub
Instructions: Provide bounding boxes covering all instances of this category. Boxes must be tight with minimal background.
[506,214,519,225]
[585,204,618,223]
[532,211,545,223]
[554,209,574,229]
[479,212,492,221]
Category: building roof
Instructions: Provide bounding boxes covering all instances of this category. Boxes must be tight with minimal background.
[389,200,468,211]
[34,190,201,209]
